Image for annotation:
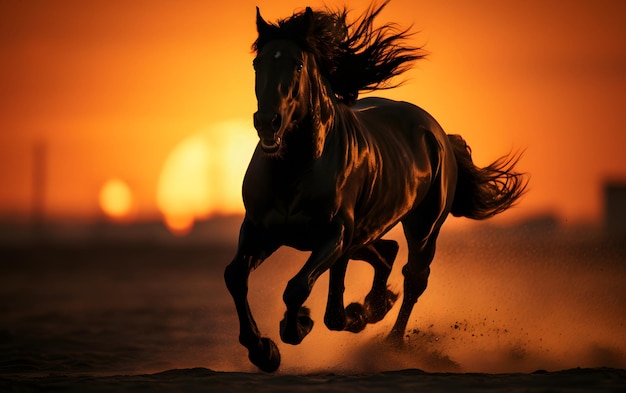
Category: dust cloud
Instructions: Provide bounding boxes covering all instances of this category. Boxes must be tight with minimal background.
[1,219,623,376]
[243,223,625,374]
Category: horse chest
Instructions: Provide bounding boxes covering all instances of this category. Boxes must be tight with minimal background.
[245,170,340,236]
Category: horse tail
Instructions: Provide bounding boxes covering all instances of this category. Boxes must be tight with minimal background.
[448,134,528,220]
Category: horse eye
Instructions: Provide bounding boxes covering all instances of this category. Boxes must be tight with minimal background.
[297,63,303,72]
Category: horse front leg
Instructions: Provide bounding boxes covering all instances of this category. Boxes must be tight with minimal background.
[280,223,347,345]
[323,257,349,331]
[224,221,280,372]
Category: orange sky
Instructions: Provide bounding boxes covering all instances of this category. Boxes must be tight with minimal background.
[1,0,625,226]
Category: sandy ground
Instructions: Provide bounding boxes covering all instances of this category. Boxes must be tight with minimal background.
[2,367,625,392]
[1,220,625,391]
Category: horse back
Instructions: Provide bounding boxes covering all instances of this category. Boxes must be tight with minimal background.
[353,97,449,185]
[353,97,448,148]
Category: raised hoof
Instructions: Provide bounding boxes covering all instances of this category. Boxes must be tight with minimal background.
[344,302,367,333]
[280,307,314,345]
[248,337,281,373]
[365,288,398,323]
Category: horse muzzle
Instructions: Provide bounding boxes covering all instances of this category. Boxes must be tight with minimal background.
[253,111,284,153]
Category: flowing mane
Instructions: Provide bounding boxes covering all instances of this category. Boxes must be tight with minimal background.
[252,0,425,105]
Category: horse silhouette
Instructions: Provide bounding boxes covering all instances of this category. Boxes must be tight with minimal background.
[224,2,527,372]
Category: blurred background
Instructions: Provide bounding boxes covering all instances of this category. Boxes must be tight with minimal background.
[0,0,625,375]
[1,0,625,238]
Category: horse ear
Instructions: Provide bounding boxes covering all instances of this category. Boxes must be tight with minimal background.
[256,7,271,35]
[302,7,314,36]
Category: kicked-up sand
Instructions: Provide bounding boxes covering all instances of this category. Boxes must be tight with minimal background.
[1,220,624,391]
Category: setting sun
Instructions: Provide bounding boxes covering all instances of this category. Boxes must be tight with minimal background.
[99,178,134,220]
[0,1,624,225]
[156,119,258,235]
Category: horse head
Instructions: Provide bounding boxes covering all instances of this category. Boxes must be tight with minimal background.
[253,7,334,158]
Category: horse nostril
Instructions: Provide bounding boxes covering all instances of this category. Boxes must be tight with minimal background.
[271,113,282,132]
[253,112,282,133]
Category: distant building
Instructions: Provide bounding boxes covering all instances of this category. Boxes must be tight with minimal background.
[604,181,626,235]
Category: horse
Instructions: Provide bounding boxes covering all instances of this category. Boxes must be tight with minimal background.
[224,1,527,373]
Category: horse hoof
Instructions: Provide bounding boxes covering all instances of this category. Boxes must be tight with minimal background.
[365,288,398,323]
[280,307,314,345]
[249,337,281,373]
[324,311,346,331]
[345,302,367,333]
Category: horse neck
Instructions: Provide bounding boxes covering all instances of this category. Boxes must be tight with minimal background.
[305,72,338,159]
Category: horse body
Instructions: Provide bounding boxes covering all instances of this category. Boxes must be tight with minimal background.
[350,98,454,242]
[224,3,526,373]
[243,97,448,251]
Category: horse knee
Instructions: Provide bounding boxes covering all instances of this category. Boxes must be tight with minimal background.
[283,275,311,309]
[224,259,248,293]
[402,265,430,300]
[377,239,399,267]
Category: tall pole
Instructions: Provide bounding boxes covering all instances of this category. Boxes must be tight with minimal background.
[32,141,46,239]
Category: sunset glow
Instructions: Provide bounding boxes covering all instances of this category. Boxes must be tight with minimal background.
[98,178,133,220]
[156,120,258,235]
[0,1,625,227]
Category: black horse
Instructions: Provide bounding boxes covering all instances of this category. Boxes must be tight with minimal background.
[224,2,527,372]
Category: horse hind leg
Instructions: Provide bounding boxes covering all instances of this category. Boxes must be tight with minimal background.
[388,220,442,344]
[343,239,400,333]
[362,239,399,323]
[388,147,455,343]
